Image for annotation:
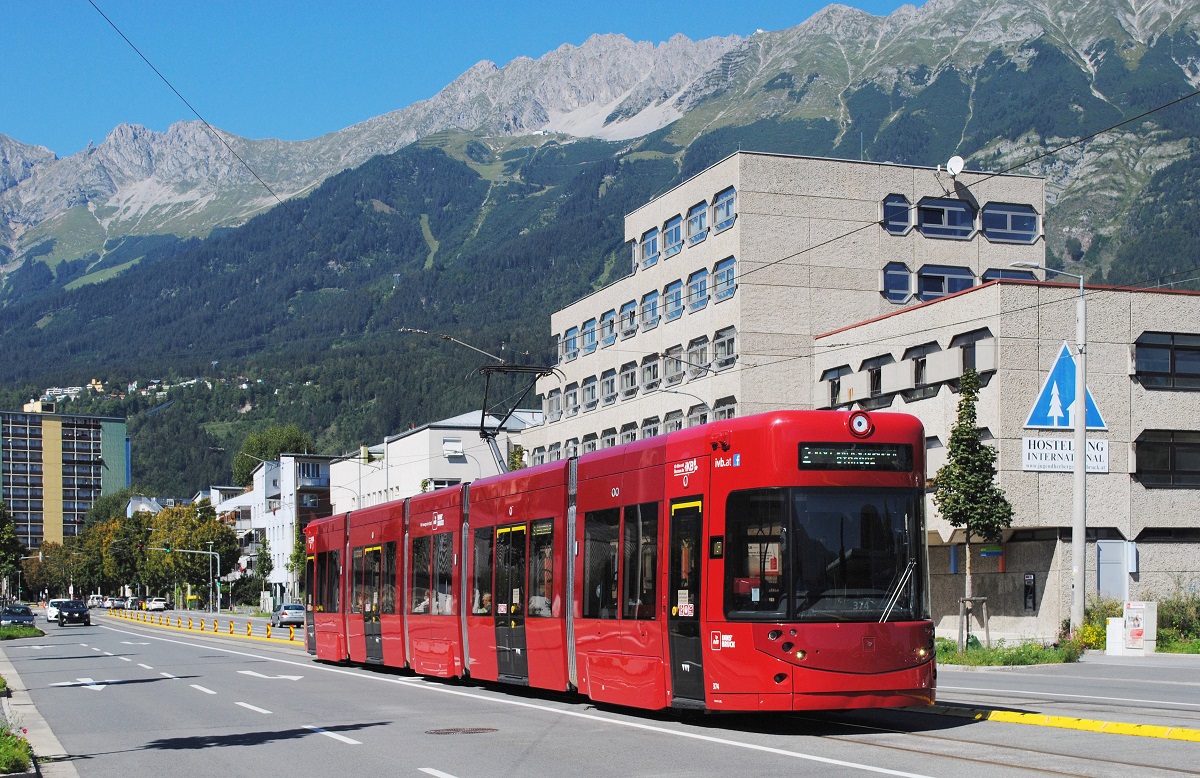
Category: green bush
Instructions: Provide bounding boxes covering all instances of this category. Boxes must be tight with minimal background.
[0,626,42,641]
[935,637,1081,666]
[0,726,32,774]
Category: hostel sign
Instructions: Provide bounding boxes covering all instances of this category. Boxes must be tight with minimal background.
[1022,437,1108,472]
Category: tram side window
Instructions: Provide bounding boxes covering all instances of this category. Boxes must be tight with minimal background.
[381,541,396,614]
[351,547,365,614]
[528,519,554,618]
[623,503,658,620]
[472,528,494,614]
[305,556,316,610]
[323,550,340,613]
[725,490,787,619]
[363,546,381,615]
[583,508,620,618]
[433,532,455,615]
[411,536,432,613]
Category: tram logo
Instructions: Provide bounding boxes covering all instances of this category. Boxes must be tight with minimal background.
[710,631,736,650]
[673,459,699,478]
[713,454,741,468]
[420,512,446,530]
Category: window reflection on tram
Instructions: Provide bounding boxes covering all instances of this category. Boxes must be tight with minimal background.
[724,488,927,622]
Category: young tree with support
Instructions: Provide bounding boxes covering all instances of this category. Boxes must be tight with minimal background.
[933,369,1014,648]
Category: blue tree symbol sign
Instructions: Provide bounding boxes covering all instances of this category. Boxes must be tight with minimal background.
[1024,342,1107,430]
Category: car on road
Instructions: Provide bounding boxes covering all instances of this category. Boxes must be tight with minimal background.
[45,598,68,622]
[86,594,104,608]
[102,597,122,609]
[0,604,36,627]
[270,602,305,627]
[57,600,90,627]
[126,597,146,610]
[147,597,171,611]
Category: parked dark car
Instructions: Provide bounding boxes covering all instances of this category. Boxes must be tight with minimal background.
[57,600,91,627]
[271,603,305,627]
[0,604,36,627]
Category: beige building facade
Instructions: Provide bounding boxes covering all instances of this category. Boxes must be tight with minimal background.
[523,151,1199,640]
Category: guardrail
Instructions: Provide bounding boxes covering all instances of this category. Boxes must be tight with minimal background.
[105,607,303,644]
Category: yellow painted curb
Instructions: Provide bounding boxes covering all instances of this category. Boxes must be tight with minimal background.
[928,705,1200,742]
[102,609,302,646]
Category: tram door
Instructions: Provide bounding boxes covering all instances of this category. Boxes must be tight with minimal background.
[363,545,384,664]
[668,499,704,705]
[304,554,316,654]
[494,524,529,682]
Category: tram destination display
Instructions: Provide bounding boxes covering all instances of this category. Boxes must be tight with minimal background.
[798,442,913,471]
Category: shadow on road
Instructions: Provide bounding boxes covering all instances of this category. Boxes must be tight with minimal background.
[142,721,390,750]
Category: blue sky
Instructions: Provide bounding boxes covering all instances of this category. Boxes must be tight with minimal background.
[7,0,919,157]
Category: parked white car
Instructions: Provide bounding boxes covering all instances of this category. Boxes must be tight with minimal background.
[45,598,68,622]
[147,597,170,611]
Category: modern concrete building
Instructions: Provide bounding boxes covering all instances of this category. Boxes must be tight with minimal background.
[328,410,540,514]
[522,150,1200,640]
[1,401,129,548]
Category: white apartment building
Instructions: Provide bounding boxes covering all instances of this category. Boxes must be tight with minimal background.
[523,150,1200,640]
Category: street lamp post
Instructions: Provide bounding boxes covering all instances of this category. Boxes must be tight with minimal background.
[1012,261,1087,632]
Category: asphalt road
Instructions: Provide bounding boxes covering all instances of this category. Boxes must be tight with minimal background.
[4,614,1199,778]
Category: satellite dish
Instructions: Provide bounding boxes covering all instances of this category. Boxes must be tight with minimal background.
[946,155,965,178]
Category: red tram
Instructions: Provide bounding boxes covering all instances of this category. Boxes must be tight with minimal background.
[304,409,935,712]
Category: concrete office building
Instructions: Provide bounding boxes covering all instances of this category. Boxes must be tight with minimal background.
[1,401,130,548]
[522,150,1200,639]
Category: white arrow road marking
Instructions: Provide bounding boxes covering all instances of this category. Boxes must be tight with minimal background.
[236,702,272,714]
[238,670,303,681]
[49,677,108,691]
[27,645,51,651]
[190,684,216,695]
[303,726,360,745]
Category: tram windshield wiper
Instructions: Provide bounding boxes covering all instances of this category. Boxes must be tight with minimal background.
[879,558,916,623]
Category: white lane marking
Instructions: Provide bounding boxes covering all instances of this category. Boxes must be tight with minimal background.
[190,684,216,695]
[102,651,113,656]
[940,685,1200,710]
[91,648,102,652]
[238,670,303,681]
[160,672,177,679]
[117,656,132,662]
[120,641,150,645]
[303,725,361,745]
[236,702,272,714]
[138,664,153,670]
[420,770,460,778]
[80,644,88,647]
[98,624,933,778]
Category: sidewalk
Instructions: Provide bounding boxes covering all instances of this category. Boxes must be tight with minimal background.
[0,647,78,778]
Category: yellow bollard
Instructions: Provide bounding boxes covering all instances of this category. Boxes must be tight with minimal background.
[266,624,272,639]
[188,618,193,630]
[212,619,218,633]
[246,622,252,636]
[229,620,233,635]
[177,617,181,628]
[289,626,295,641]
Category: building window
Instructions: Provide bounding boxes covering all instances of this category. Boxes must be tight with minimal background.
[713,396,737,421]
[917,265,974,301]
[1136,431,1200,488]
[582,434,599,454]
[640,227,660,268]
[641,291,660,330]
[687,269,709,311]
[687,337,710,378]
[641,417,660,439]
[663,215,683,258]
[601,369,618,405]
[664,346,685,385]
[981,203,1040,244]
[664,280,684,321]
[950,328,993,374]
[601,429,617,449]
[565,383,579,417]
[714,327,737,370]
[565,439,580,459]
[599,310,617,347]
[713,257,736,301]
[687,404,710,427]
[687,201,709,245]
[917,197,976,239]
[532,447,546,466]
[582,318,597,355]
[619,362,638,399]
[1135,332,1200,389]
[882,194,912,235]
[713,187,736,232]
[620,424,638,444]
[663,411,684,433]
[882,262,912,303]
[548,443,562,462]
[981,268,1037,282]
[902,342,941,402]
[563,327,579,361]
[582,376,598,411]
[641,354,661,391]
[546,390,562,422]
[619,301,638,337]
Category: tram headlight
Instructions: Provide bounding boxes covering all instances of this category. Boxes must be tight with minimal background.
[848,410,874,438]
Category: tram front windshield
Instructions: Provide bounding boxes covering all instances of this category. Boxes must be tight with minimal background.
[724,488,927,622]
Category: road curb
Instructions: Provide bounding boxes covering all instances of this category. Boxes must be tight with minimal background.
[920,704,1200,742]
[104,610,305,646]
[0,645,80,777]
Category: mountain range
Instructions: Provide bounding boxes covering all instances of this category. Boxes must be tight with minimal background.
[1,0,1199,491]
